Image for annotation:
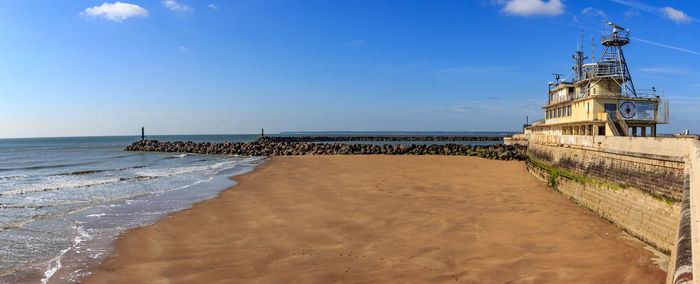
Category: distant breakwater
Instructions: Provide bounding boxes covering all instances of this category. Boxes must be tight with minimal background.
[256,136,503,142]
[126,139,526,160]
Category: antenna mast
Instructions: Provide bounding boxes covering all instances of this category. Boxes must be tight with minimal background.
[591,36,595,64]
[595,21,637,97]
[572,31,587,82]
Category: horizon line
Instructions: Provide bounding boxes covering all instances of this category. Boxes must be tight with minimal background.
[0,130,522,140]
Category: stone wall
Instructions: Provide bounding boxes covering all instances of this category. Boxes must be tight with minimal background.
[526,158,680,253]
[528,142,685,202]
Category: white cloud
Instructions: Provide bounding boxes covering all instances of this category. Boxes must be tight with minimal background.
[662,7,692,23]
[178,46,188,52]
[207,4,218,10]
[162,0,193,13]
[501,0,564,17]
[582,7,606,18]
[80,2,149,23]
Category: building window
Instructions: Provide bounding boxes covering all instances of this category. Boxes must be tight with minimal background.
[568,106,572,116]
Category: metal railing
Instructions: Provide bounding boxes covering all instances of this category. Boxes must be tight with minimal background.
[636,88,658,98]
[601,32,630,46]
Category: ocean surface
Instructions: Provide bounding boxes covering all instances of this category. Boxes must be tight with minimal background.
[0,135,264,283]
[0,134,503,283]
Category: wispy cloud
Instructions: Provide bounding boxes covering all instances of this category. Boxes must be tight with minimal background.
[610,0,655,13]
[581,7,606,18]
[500,0,564,17]
[162,0,193,13]
[347,40,364,47]
[639,67,691,74]
[632,36,700,56]
[610,0,695,23]
[80,2,149,23]
[624,9,641,17]
[443,97,542,114]
[207,3,218,10]
[178,46,188,52]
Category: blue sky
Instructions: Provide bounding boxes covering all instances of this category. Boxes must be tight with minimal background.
[1,0,699,138]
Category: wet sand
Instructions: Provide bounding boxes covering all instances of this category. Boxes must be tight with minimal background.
[83,156,665,283]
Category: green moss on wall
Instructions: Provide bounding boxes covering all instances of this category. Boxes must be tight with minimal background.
[527,154,622,191]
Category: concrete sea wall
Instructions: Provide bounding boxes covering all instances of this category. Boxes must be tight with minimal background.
[528,141,685,201]
[524,134,700,283]
[526,156,680,253]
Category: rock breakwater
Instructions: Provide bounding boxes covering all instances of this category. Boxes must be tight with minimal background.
[256,136,503,142]
[126,139,526,160]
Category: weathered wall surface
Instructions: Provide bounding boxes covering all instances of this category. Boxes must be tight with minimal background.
[523,134,700,282]
[685,140,700,284]
[519,134,700,282]
[528,142,685,201]
[526,160,680,253]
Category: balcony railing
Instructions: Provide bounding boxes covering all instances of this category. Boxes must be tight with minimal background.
[601,32,630,46]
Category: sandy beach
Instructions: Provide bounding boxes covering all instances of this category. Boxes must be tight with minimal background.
[83,155,665,283]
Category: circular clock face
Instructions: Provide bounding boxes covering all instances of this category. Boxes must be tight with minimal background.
[619,102,637,119]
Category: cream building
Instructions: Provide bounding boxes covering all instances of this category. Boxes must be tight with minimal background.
[529,23,668,137]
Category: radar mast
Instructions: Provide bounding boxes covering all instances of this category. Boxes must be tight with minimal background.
[595,22,637,97]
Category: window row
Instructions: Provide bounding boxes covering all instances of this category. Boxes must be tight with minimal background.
[546,105,572,119]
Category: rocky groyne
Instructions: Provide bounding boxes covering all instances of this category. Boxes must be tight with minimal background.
[256,136,503,142]
[126,139,526,160]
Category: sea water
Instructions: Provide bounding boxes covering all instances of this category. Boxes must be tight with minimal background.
[0,135,262,283]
